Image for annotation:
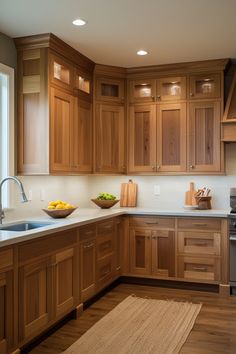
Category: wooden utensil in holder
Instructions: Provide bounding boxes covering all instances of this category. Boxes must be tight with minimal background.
[195,196,212,210]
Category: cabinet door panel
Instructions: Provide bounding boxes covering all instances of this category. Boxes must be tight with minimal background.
[95,104,125,173]
[156,76,186,101]
[129,79,156,103]
[0,272,13,354]
[54,248,77,318]
[50,88,73,172]
[177,256,221,282]
[19,258,52,341]
[114,218,123,275]
[157,103,186,171]
[96,78,124,103]
[130,229,151,275]
[189,101,221,172]
[72,98,92,172]
[129,105,156,172]
[151,230,175,277]
[80,240,96,301]
[189,73,221,99]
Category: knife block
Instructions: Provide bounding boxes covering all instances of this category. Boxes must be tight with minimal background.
[195,196,212,210]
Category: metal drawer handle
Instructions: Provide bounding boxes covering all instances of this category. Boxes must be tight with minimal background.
[193,267,207,272]
[230,236,236,241]
[146,222,159,225]
[101,270,110,276]
[83,242,94,249]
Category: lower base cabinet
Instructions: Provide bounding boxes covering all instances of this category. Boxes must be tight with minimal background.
[0,247,14,354]
[18,230,78,344]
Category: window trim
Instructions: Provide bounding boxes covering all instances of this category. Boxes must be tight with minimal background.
[0,62,15,208]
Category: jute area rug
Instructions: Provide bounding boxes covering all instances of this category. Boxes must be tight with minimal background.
[63,295,202,354]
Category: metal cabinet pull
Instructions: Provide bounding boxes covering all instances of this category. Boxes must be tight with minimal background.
[146,221,159,225]
[84,230,94,235]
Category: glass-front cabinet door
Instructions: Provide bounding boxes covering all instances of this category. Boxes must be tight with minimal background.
[50,53,73,91]
[189,73,221,99]
[96,78,124,103]
[156,76,186,101]
[129,79,156,103]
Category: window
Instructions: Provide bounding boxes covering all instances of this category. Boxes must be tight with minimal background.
[0,63,14,208]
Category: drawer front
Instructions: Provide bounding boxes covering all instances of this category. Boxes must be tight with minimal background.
[97,220,114,235]
[79,224,96,242]
[177,256,221,282]
[129,217,175,229]
[178,231,221,256]
[97,233,113,260]
[177,218,221,231]
[0,248,13,271]
[19,229,77,264]
[96,255,115,289]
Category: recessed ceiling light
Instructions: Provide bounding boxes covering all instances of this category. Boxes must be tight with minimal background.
[137,50,148,56]
[72,18,87,26]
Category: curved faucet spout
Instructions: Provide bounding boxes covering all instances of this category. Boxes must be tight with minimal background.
[0,176,28,224]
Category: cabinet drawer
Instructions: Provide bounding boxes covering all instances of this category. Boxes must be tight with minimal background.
[97,233,113,259]
[178,231,221,256]
[177,256,221,282]
[177,218,221,231]
[0,248,13,271]
[79,224,96,242]
[129,217,175,229]
[96,255,114,289]
[97,220,114,235]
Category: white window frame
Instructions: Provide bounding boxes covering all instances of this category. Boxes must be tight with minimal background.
[0,62,15,208]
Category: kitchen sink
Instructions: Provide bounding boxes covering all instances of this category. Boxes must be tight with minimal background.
[0,221,53,232]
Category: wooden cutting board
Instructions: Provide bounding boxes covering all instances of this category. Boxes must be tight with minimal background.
[185,182,197,205]
[120,180,137,207]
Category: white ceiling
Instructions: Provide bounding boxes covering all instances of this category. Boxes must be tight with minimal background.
[1,0,236,67]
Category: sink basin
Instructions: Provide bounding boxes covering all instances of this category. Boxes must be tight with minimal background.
[0,221,53,232]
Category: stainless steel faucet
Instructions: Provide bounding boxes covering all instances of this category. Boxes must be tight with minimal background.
[0,176,28,224]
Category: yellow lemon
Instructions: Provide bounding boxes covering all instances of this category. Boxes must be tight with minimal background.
[55,203,65,209]
[48,205,55,209]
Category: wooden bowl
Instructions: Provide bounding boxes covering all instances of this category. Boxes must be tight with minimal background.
[91,199,119,209]
[42,207,77,218]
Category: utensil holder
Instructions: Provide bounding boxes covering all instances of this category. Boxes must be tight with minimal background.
[195,196,212,210]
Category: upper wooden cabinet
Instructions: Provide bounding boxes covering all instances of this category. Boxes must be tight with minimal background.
[15,34,95,175]
[189,73,221,99]
[129,76,186,103]
[188,101,221,172]
[128,103,187,173]
[96,77,124,103]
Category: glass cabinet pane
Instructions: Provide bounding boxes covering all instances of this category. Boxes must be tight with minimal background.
[157,77,186,101]
[134,83,152,98]
[162,81,181,96]
[101,83,119,98]
[195,79,215,95]
[189,74,220,99]
[77,75,90,94]
[53,61,70,85]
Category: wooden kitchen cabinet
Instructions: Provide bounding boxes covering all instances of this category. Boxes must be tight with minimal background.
[95,103,125,173]
[129,76,186,103]
[79,224,96,302]
[128,103,187,173]
[0,248,14,354]
[50,87,73,173]
[189,73,221,99]
[188,101,221,172]
[15,34,95,175]
[128,104,156,173]
[96,77,124,103]
[114,217,123,275]
[96,219,116,290]
[177,217,222,283]
[18,229,78,343]
[129,217,175,278]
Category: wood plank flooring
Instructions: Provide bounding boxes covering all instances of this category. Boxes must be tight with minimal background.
[25,283,236,354]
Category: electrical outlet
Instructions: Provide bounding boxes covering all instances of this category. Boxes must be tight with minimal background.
[154,185,160,196]
[40,189,45,201]
[28,190,33,201]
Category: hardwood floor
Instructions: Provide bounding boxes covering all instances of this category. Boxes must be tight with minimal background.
[25,283,236,354]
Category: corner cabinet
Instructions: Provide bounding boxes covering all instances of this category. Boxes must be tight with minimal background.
[94,69,126,174]
[15,34,94,175]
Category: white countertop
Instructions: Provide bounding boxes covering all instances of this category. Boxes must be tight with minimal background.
[0,207,230,248]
